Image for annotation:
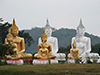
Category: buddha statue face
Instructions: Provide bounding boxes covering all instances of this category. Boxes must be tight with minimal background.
[45,28,52,37]
[45,19,52,37]
[77,28,85,36]
[73,43,76,48]
[9,19,19,37]
[41,29,47,43]
[41,36,47,43]
[11,28,18,37]
[76,19,85,36]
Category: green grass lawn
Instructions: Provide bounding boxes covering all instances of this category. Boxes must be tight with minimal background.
[0,64,100,75]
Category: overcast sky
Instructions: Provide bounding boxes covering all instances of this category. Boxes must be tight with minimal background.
[0,0,100,37]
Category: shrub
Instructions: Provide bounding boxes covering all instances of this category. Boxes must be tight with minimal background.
[86,57,93,64]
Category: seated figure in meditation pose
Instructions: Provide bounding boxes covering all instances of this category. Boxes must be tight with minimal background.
[6,32,17,54]
[34,29,56,59]
[38,19,66,61]
[68,19,99,62]
[5,19,32,59]
[68,40,82,59]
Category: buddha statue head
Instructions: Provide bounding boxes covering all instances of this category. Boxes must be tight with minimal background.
[72,40,77,48]
[41,28,47,43]
[9,19,19,37]
[76,19,85,36]
[44,19,52,37]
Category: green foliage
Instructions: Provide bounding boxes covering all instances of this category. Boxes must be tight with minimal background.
[0,60,7,66]
[0,60,5,65]
[86,57,93,64]
[75,58,81,64]
[91,43,100,55]
[32,52,37,59]
[0,22,11,43]
[0,60,3,65]
[0,43,15,58]
[93,60,97,63]
[58,45,71,53]
[47,54,51,65]
[0,18,4,22]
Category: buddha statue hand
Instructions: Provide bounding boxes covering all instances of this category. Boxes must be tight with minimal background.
[18,49,25,54]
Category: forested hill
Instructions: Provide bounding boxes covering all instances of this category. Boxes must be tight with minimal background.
[24,27,100,53]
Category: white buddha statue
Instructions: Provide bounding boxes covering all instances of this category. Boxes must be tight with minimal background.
[68,19,99,63]
[38,19,66,61]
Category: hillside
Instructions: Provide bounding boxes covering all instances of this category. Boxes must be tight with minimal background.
[24,27,100,53]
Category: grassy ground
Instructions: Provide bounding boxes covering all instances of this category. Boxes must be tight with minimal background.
[0,64,100,75]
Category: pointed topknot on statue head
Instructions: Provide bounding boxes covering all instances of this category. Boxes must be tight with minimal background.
[77,18,85,30]
[45,19,52,29]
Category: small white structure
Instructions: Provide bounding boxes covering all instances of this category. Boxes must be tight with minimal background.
[2,59,23,65]
[33,59,58,65]
[68,19,99,63]
[38,19,66,61]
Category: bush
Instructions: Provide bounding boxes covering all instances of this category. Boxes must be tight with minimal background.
[0,43,15,59]
[75,58,81,64]
[0,60,7,65]
[86,57,93,64]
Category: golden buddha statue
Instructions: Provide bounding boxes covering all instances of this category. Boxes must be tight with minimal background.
[34,29,56,59]
[6,33,17,54]
[68,40,82,59]
[5,19,32,59]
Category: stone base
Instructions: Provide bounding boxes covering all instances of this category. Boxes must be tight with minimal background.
[33,58,58,64]
[58,60,66,63]
[2,58,33,65]
[97,59,100,63]
[22,58,33,64]
[55,53,66,61]
[2,59,24,65]
[68,59,75,64]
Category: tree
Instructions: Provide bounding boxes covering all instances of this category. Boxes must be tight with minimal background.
[0,43,15,59]
[0,18,4,22]
[91,43,100,55]
[19,30,34,50]
[58,45,71,54]
[0,18,11,43]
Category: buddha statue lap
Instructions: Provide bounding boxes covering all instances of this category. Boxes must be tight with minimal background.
[68,19,99,63]
[38,19,66,61]
[5,19,32,59]
[68,40,82,59]
[34,29,56,59]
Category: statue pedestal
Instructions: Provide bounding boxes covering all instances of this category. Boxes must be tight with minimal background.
[22,58,33,64]
[68,59,75,64]
[87,53,99,63]
[33,58,58,64]
[2,59,24,65]
[97,56,100,63]
[2,58,33,65]
[55,53,66,61]
[88,53,99,59]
